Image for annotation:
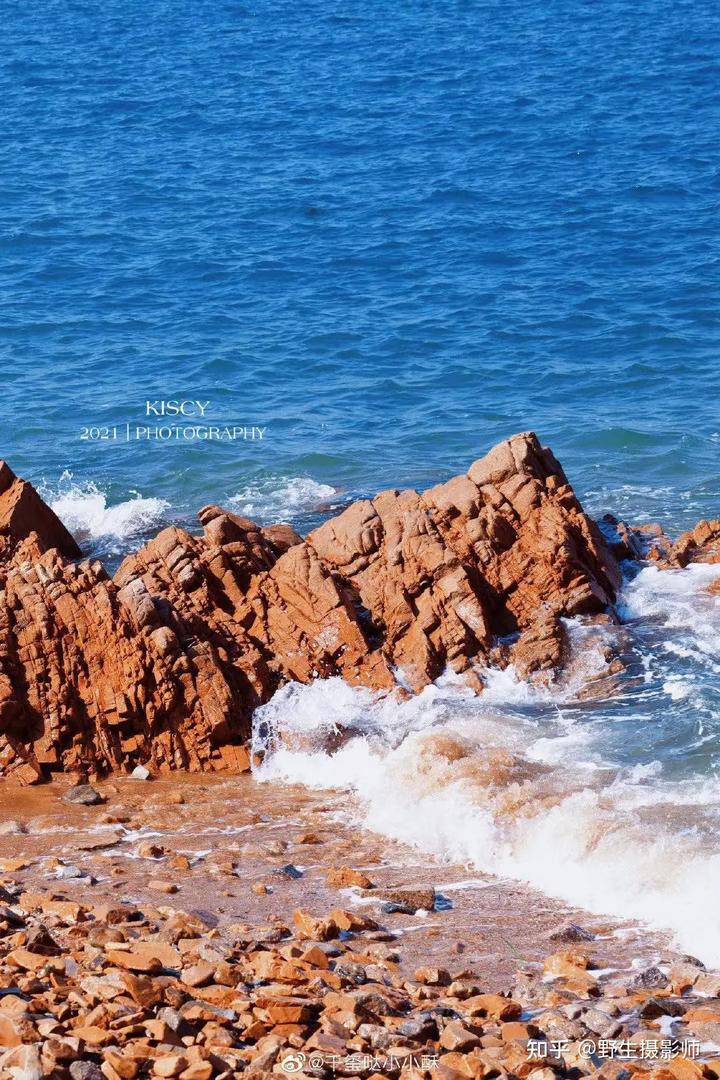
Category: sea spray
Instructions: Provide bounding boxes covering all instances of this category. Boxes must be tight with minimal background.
[40,472,170,555]
[228,476,338,522]
[253,563,720,964]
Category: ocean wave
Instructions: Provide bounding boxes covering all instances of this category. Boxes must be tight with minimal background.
[40,472,170,555]
[227,476,338,522]
[252,563,720,965]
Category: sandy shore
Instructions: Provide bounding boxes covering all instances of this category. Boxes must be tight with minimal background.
[0,772,678,983]
[0,774,715,1077]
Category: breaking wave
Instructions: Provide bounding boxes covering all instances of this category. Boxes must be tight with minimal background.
[41,472,170,556]
[227,476,338,522]
[253,562,720,964]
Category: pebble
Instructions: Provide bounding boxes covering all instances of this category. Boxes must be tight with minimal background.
[62,784,104,806]
[0,891,708,1080]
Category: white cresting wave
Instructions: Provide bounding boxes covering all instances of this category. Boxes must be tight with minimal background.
[42,473,170,552]
[228,476,337,521]
[253,562,720,965]
[44,472,337,555]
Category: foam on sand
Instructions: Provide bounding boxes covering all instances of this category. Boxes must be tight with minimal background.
[253,562,720,965]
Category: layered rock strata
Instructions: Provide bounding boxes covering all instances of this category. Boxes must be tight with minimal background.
[0,432,684,782]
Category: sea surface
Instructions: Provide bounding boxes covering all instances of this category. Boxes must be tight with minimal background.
[3,0,720,960]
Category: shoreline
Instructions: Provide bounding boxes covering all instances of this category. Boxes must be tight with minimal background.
[0,772,680,979]
[0,772,715,1077]
[1,435,720,1074]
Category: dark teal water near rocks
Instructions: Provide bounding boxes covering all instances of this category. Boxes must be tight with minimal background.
[2,0,719,550]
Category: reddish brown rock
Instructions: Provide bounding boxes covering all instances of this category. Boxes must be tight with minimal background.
[669,519,720,568]
[0,461,81,565]
[310,432,620,686]
[325,867,374,890]
[0,434,630,779]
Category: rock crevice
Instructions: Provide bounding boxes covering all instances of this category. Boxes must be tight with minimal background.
[0,433,660,781]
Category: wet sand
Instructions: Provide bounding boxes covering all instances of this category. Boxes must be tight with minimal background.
[0,772,683,985]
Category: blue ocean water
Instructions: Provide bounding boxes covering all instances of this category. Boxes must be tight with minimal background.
[2,0,719,548]
[4,1,720,955]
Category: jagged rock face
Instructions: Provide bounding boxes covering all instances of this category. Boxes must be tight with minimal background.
[0,461,81,566]
[309,433,621,684]
[667,520,720,568]
[0,434,626,782]
[603,516,720,570]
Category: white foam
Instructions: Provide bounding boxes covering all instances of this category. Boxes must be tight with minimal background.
[619,562,720,622]
[255,682,720,962]
[42,472,169,550]
[228,476,337,521]
[252,563,720,965]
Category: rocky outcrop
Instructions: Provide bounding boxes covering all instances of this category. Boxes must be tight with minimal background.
[309,434,620,686]
[664,519,720,568]
[0,434,630,781]
[601,515,720,570]
[0,461,81,566]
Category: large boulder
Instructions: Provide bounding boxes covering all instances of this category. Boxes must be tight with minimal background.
[0,462,81,564]
[0,434,627,780]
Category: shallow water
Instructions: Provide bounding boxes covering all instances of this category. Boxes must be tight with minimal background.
[0,773,674,982]
[253,562,720,964]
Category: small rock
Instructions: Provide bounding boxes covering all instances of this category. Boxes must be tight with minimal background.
[275,863,303,879]
[0,821,27,836]
[380,886,436,912]
[103,1050,140,1079]
[53,863,87,879]
[638,996,685,1020]
[501,1020,542,1042]
[632,966,670,990]
[138,841,165,859]
[439,1020,482,1052]
[148,880,178,894]
[694,972,720,995]
[548,922,595,943]
[70,1064,104,1080]
[415,966,451,986]
[181,961,215,988]
[326,866,374,889]
[680,954,706,969]
[153,1055,188,1078]
[178,1065,212,1080]
[398,1016,438,1041]
[1,1044,43,1080]
[464,993,522,1021]
[130,765,152,780]
[62,784,104,806]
